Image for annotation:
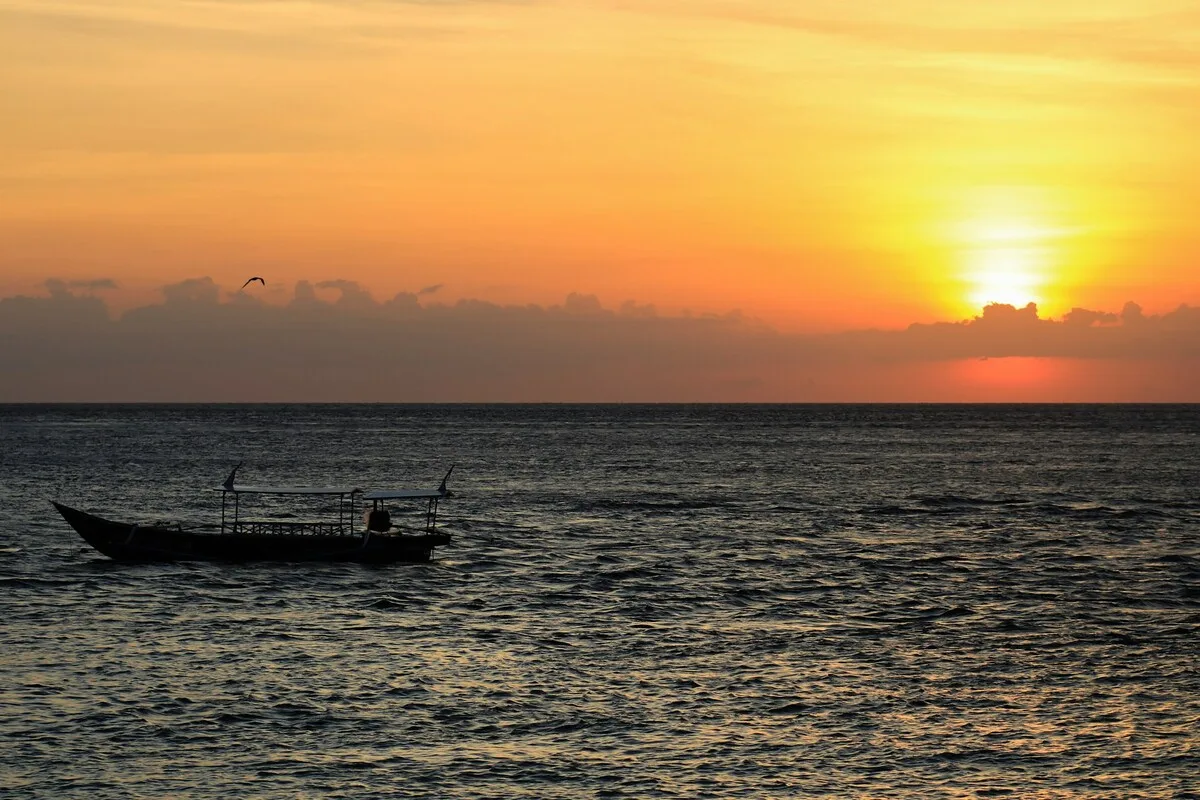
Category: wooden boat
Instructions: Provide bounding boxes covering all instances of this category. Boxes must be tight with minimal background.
[53,465,454,564]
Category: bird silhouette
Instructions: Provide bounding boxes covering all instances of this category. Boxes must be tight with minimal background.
[241,277,265,289]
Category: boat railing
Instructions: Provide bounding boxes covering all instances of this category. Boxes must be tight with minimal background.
[219,482,361,538]
[215,464,453,538]
[228,519,353,537]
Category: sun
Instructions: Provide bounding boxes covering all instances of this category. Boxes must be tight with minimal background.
[965,225,1049,309]
[948,186,1069,314]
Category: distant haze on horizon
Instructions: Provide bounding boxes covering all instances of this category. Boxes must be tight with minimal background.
[2,1,1199,399]
[2,278,1198,402]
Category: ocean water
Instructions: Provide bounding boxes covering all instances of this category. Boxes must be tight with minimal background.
[0,404,1197,799]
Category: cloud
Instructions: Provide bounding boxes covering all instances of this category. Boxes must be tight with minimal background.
[563,292,604,315]
[315,279,375,310]
[825,301,1200,363]
[162,276,221,305]
[1063,307,1119,327]
[0,281,1198,401]
[0,0,514,60]
[635,2,1200,75]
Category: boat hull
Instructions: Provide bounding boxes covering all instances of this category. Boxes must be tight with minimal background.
[53,503,450,564]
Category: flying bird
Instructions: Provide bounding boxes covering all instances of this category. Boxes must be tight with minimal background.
[241,277,265,289]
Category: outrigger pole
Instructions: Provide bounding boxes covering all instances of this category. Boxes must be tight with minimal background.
[223,462,243,491]
[221,462,243,533]
[439,464,455,495]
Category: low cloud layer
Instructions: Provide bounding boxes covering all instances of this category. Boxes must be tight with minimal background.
[837,301,1200,362]
[2,279,1198,401]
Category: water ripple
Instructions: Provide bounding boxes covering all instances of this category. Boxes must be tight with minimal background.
[1,404,1198,798]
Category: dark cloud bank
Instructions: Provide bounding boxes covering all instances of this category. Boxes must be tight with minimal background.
[2,278,1198,401]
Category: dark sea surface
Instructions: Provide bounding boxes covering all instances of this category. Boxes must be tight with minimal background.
[0,404,1197,799]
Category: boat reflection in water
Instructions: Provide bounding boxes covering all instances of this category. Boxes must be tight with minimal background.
[53,464,454,564]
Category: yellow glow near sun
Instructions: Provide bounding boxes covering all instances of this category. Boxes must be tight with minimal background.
[950,187,1068,313]
[965,233,1049,309]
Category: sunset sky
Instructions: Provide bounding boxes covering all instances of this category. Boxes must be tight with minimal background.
[2,0,1199,400]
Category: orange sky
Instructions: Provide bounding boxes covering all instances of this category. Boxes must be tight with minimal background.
[2,0,1200,399]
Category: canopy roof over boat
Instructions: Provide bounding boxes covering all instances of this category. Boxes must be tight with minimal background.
[216,464,452,500]
[218,485,361,495]
[363,489,446,500]
[216,485,444,498]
